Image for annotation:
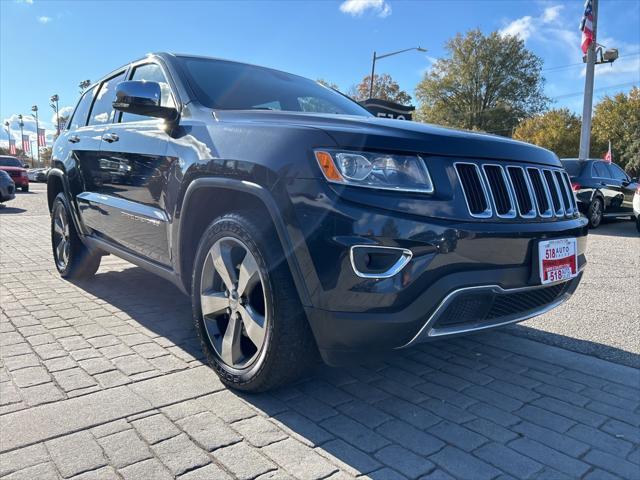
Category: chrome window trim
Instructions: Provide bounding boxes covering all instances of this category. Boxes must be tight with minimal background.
[482,164,517,219]
[454,162,493,219]
[349,245,413,279]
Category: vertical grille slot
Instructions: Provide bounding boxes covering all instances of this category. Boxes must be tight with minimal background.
[507,167,535,217]
[483,165,514,217]
[543,170,563,215]
[527,168,552,217]
[455,163,491,217]
[554,171,572,215]
[560,171,577,214]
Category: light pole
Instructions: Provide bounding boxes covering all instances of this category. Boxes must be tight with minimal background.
[17,114,25,161]
[31,105,40,167]
[50,94,60,136]
[368,46,426,99]
[3,121,10,149]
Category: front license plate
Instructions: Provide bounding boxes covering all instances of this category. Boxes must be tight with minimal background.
[538,238,578,285]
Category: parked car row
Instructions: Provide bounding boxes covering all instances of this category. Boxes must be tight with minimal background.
[0,155,29,192]
[561,158,638,228]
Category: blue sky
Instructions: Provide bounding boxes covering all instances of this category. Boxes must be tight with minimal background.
[1,0,639,147]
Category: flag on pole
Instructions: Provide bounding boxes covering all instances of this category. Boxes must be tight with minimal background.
[22,134,30,153]
[580,0,594,54]
[8,139,16,155]
[603,140,612,163]
[37,128,46,147]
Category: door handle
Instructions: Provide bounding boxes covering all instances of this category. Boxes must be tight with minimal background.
[68,135,80,144]
[102,133,119,143]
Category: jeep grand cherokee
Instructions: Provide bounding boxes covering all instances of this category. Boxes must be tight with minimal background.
[47,53,588,391]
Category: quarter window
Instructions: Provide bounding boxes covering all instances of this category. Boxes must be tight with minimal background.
[68,86,96,131]
[121,63,175,123]
[88,71,126,126]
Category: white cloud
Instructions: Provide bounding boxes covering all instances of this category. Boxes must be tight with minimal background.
[16,0,34,4]
[339,0,391,18]
[499,16,535,41]
[542,5,563,24]
[37,16,52,24]
[52,106,73,125]
[499,4,565,42]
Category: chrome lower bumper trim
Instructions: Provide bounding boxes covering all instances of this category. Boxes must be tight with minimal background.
[398,275,581,349]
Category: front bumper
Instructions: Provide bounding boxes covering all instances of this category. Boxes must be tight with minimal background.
[287,180,588,365]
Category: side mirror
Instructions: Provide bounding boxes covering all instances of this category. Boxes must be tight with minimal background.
[23,163,30,168]
[112,81,178,121]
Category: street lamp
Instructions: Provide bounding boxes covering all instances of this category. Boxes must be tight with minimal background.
[368,46,427,99]
[17,114,26,164]
[50,94,60,136]
[31,105,40,166]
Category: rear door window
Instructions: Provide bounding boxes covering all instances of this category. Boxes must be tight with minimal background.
[592,162,609,178]
[68,86,96,131]
[88,71,126,126]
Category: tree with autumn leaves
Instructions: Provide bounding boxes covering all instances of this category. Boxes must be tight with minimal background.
[514,88,640,174]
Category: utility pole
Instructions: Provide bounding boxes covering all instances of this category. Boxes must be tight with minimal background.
[578,0,598,160]
[31,105,40,167]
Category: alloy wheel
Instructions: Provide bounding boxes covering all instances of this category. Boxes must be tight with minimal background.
[53,207,70,270]
[200,237,268,369]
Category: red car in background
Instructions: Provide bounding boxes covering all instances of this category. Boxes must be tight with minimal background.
[0,155,29,192]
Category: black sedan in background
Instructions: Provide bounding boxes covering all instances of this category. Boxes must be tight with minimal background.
[561,159,638,228]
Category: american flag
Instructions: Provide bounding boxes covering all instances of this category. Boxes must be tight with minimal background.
[603,140,612,163]
[580,0,594,54]
[8,139,16,155]
[37,128,46,147]
[22,134,30,153]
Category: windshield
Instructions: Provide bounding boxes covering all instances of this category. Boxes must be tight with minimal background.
[177,56,371,116]
[0,156,22,167]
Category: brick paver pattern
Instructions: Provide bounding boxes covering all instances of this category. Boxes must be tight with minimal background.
[1,185,638,480]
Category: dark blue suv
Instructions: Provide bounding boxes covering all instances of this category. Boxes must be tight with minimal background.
[48,53,588,391]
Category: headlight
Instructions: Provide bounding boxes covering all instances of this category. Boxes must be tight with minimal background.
[315,150,433,194]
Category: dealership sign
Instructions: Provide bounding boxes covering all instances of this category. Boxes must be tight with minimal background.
[359,98,415,120]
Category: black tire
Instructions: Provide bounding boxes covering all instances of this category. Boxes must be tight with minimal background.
[21,185,28,192]
[636,216,640,233]
[587,197,603,228]
[192,212,317,392]
[51,193,101,279]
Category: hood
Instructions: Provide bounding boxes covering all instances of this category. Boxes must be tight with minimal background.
[0,166,26,172]
[216,110,560,167]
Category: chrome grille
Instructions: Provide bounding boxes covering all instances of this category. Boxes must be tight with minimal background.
[455,162,578,220]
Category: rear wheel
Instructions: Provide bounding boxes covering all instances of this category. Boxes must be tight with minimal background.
[51,193,101,279]
[587,197,603,228]
[192,213,317,392]
[21,185,28,192]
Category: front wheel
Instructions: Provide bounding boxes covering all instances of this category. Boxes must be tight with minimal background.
[192,213,317,392]
[51,193,101,279]
[587,198,603,228]
[21,185,28,192]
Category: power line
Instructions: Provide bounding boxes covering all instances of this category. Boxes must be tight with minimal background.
[552,81,638,99]
[542,52,640,72]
